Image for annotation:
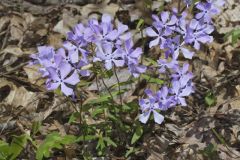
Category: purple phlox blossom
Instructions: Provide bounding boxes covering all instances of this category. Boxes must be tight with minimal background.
[172,63,192,80]
[139,90,164,124]
[39,54,63,77]
[152,12,177,35]
[122,38,142,63]
[30,46,55,65]
[93,42,125,70]
[174,12,189,40]
[30,46,64,77]
[66,24,89,61]
[156,86,174,110]
[115,22,130,45]
[85,14,119,44]
[146,12,178,49]
[145,26,166,49]
[128,63,146,77]
[184,0,192,7]
[46,62,80,96]
[171,36,194,59]
[186,19,214,50]
[67,23,88,47]
[157,58,178,73]
[208,0,225,8]
[195,2,220,22]
[121,38,146,77]
[72,60,90,77]
[62,42,80,64]
[171,77,194,106]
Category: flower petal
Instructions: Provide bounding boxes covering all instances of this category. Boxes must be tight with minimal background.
[139,111,151,124]
[180,47,194,59]
[64,71,80,85]
[149,37,160,48]
[146,27,158,37]
[161,12,169,24]
[153,110,164,124]
[61,83,73,96]
[47,82,60,90]
[60,62,72,79]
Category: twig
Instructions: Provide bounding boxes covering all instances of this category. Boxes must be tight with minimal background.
[1,25,10,51]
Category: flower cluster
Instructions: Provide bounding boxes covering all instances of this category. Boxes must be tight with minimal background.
[31,14,145,96]
[30,0,224,125]
[140,0,224,124]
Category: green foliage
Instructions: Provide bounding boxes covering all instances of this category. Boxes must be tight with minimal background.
[31,121,41,135]
[224,28,240,45]
[93,131,117,155]
[0,141,10,160]
[141,74,164,85]
[205,91,217,107]
[0,134,29,160]
[144,57,158,66]
[36,132,76,160]
[68,112,81,124]
[131,123,143,144]
[200,143,219,160]
[211,128,226,145]
[136,19,145,31]
[125,147,140,158]
[83,89,127,106]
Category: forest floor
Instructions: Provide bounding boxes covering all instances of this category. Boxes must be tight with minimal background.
[0,0,240,159]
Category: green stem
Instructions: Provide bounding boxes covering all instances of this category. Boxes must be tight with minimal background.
[113,65,123,106]
[100,76,114,101]
[178,0,182,13]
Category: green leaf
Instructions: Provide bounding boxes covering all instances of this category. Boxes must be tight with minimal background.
[109,79,134,90]
[224,28,240,45]
[54,88,62,96]
[91,108,105,118]
[36,132,76,160]
[125,147,140,157]
[32,121,41,135]
[136,19,144,31]
[96,136,105,151]
[211,128,226,145]
[84,89,127,106]
[143,57,158,66]
[200,143,218,159]
[205,92,216,107]
[141,74,164,85]
[103,137,117,147]
[9,134,29,160]
[232,29,240,44]
[61,135,77,144]
[122,102,139,112]
[68,112,81,124]
[0,140,11,160]
[0,134,30,160]
[131,124,143,144]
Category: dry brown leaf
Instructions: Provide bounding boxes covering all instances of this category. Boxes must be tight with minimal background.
[1,46,24,56]
[0,78,39,109]
[10,15,27,41]
[53,20,69,36]
[48,33,63,48]
[0,16,10,32]
[23,64,45,85]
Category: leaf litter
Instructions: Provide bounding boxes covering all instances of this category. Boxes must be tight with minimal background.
[0,0,240,159]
